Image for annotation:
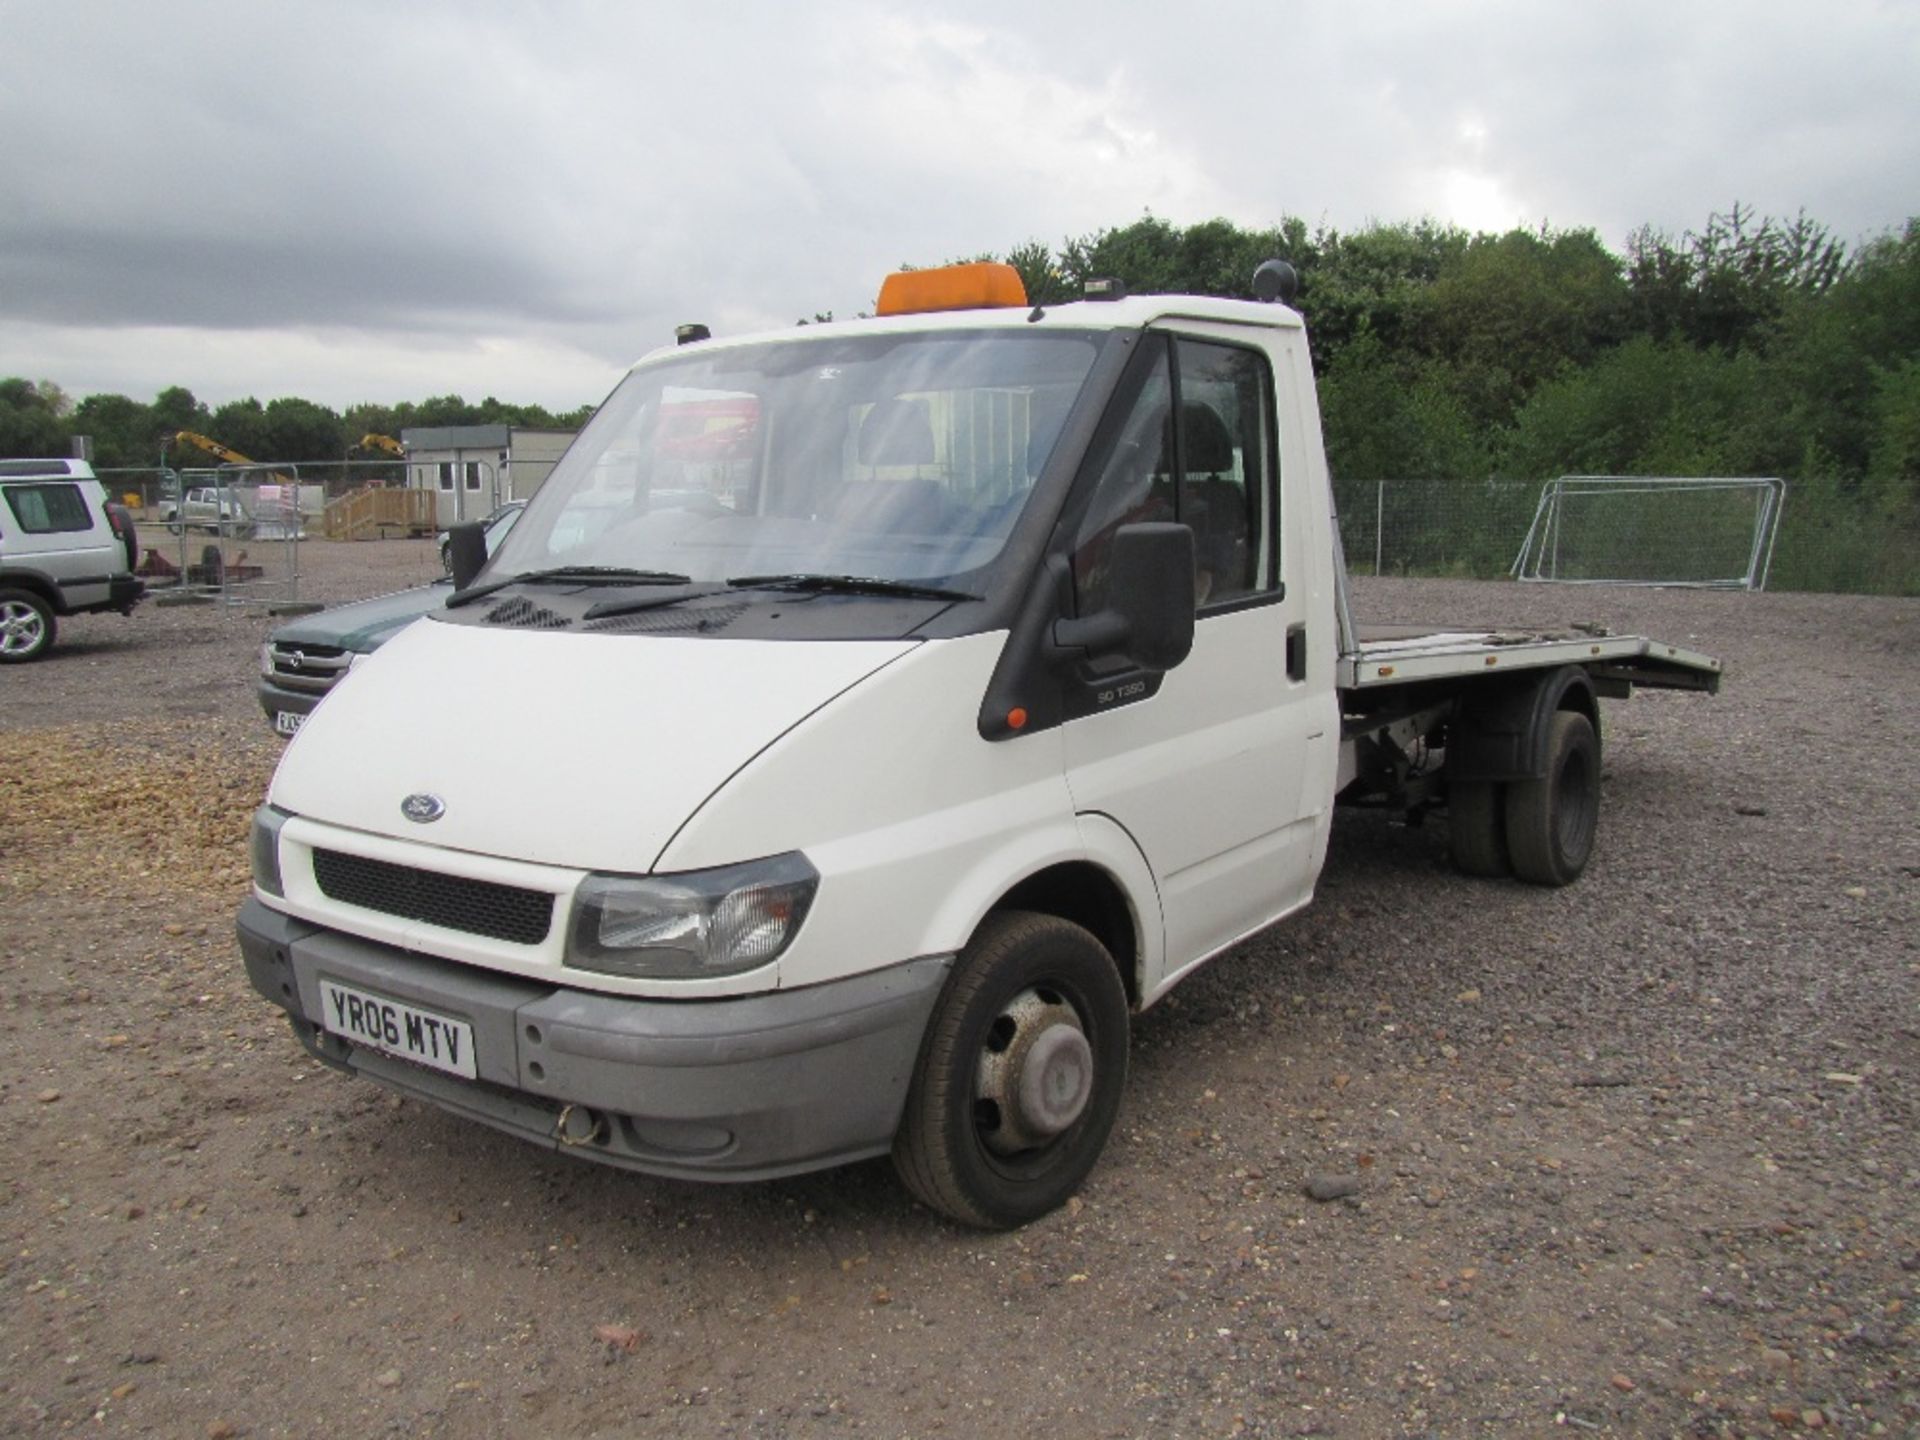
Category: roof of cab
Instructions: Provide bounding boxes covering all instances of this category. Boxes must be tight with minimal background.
[629,291,1305,370]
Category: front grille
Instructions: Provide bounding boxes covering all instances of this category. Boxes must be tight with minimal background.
[268,640,351,694]
[312,849,553,945]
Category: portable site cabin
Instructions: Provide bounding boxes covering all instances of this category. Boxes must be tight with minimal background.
[402,425,575,527]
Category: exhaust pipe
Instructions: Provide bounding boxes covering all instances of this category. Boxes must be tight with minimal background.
[556,1103,606,1147]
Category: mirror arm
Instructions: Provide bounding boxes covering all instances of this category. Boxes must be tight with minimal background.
[1050,611,1131,662]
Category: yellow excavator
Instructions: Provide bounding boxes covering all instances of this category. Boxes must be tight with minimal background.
[354,433,407,457]
[172,429,258,468]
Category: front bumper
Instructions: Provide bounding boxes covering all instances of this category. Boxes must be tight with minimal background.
[255,677,321,730]
[237,898,950,1182]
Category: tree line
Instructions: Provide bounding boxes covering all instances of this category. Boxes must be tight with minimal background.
[0,384,595,472]
[3,205,1913,589]
[982,206,1916,592]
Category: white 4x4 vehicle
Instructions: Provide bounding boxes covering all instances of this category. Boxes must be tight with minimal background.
[0,458,145,663]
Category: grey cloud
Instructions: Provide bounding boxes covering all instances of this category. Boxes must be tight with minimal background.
[0,0,1913,409]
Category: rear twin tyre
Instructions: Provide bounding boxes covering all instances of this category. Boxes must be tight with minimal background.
[1448,710,1599,887]
[893,911,1128,1229]
[1447,779,1509,877]
[1504,711,1599,885]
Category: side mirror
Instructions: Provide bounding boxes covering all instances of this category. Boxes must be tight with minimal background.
[446,522,488,591]
[1052,522,1196,673]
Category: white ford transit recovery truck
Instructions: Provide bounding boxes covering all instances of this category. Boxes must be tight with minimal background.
[238,261,1720,1228]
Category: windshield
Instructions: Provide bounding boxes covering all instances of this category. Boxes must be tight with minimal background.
[487,330,1101,586]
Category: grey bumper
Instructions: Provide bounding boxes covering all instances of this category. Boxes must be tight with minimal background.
[237,898,950,1182]
[255,678,320,727]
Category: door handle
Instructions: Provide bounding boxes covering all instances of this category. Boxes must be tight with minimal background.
[1286,622,1308,681]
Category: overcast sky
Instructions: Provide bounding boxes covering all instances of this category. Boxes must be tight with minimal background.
[3,0,1916,415]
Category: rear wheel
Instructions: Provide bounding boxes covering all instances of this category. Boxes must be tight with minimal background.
[1504,710,1600,886]
[1447,779,1509,877]
[0,589,56,663]
[893,911,1128,1229]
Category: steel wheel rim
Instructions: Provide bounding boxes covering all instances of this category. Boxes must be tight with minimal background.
[973,984,1095,1165]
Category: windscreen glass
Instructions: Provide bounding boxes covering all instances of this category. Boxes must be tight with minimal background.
[488,331,1101,584]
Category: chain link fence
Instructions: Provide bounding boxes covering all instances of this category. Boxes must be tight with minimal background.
[79,457,1918,600]
[1330,475,1918,596]
[93,459,439,611]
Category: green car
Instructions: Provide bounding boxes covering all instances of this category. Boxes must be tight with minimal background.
[256,502,522,734]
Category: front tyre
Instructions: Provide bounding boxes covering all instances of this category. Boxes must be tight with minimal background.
[0,589,56,663]
[893,911,1128,1229]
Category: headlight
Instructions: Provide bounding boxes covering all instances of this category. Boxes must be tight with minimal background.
[568,853,818,979]
[258,641,274,679]
[250,805,290,897]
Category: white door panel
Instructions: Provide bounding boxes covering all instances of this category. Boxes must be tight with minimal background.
[1060,324,1336,995]
[1064,603,1324,983]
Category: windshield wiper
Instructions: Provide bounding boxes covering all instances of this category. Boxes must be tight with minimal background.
[583,584,739,621]
[726,573,979,602]
[447,566,693,608]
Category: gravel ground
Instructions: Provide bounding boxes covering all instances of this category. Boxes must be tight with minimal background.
[0,532,1914,1438]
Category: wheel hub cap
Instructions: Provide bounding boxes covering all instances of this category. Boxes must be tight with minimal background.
[977,988,1093,1155]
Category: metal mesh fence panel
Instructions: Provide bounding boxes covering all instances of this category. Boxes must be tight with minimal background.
[97,465,303,608]
[1331,475,1915,595]
[1512,477,1784,589]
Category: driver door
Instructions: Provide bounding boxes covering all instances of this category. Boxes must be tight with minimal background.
[1060,327,1335,996]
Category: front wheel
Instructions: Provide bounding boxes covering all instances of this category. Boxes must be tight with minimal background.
[893,911,1129,1229]
[0,589,56,663]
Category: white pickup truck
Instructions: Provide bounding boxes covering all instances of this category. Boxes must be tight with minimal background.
[162,485,253,535]
[237,261,1719,1228]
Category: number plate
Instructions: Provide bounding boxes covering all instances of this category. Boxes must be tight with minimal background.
[274,710,305,736]
[318,979,477,1080]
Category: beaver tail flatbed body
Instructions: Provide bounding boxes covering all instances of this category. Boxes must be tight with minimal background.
[1343,624,1721,694]
[239,262,1725,1228]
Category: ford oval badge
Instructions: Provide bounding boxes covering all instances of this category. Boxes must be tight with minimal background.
[401,792,446,824]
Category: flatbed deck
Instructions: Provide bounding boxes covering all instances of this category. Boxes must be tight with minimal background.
[1339,623,1723,694]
